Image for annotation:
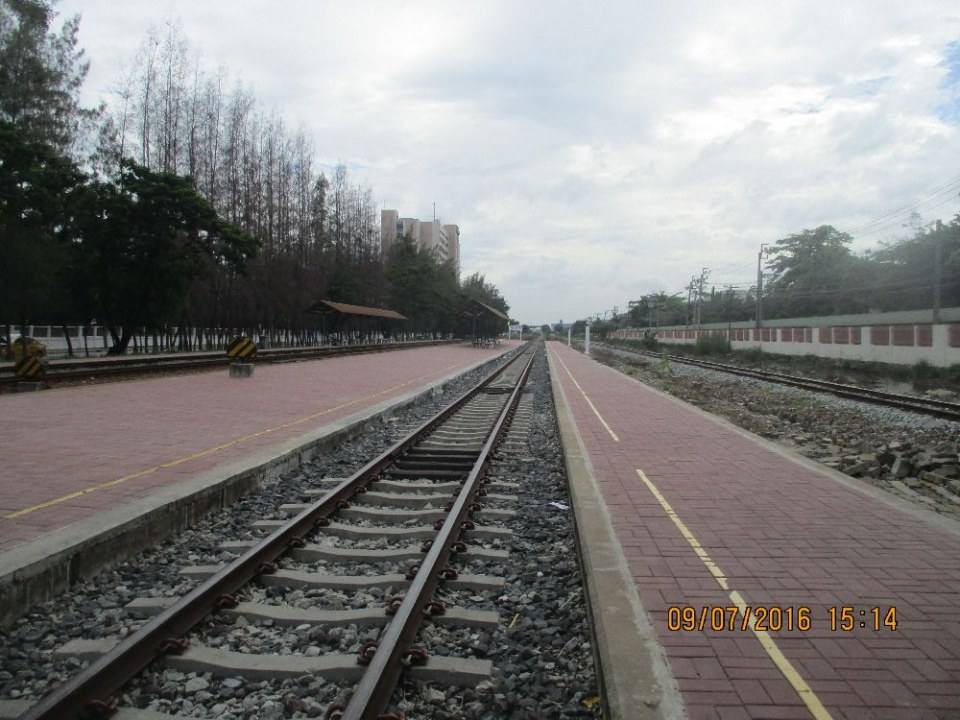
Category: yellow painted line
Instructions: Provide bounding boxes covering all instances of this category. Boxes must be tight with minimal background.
[3,360,468,520]
[635,468,833,720]
[552,349,620,442]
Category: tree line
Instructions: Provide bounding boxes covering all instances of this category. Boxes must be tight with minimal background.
[616,220,960,331]
[1,2,509,354]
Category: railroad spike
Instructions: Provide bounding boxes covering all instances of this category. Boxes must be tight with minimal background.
[81,697,118,720]
[357,640,379,666]
[401,647,429,666]
[158,636,190,655]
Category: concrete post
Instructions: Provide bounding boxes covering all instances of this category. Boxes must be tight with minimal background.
[567,327,572,346]
[585,321,591,355]
[934,220,943,323]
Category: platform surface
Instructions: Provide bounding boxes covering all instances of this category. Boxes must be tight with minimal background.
[0,343,515,552]
[548,342,960,720]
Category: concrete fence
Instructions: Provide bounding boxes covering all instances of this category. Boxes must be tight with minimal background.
[610,308,960,367]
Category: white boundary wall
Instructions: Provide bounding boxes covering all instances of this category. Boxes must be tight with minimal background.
[611,307,960,367]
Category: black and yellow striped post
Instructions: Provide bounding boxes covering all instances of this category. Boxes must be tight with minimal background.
[14,355,45,379]
[13,355,47,391]
[227,336,257,377]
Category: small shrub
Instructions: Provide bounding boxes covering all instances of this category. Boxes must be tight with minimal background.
[946,364,960,385]
[693,333,731,356]
[639,330,659,351]
[912,360,936,383]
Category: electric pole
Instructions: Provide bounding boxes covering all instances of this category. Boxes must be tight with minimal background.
[695,268,709,328]
[934,220,943,323]
[756,244,767,330]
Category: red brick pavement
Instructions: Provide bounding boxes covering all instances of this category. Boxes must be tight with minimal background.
[549,342,960,720]
[0,343,516,552]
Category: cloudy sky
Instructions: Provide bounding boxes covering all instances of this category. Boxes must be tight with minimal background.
[60,1,960,324]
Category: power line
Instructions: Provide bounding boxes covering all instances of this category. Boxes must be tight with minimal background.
[847,176,960,236]
[854,194,960,239]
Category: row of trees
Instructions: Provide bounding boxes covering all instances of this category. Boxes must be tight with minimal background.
[1,2,510,353]
[619,220,960,329]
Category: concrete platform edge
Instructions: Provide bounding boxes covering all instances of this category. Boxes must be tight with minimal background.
[589,347,960,539]
[0,346,515,627]
[547,351,685,720]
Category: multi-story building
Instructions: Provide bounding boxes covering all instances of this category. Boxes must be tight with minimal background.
[443,224,460,271]
[380,209,460,273]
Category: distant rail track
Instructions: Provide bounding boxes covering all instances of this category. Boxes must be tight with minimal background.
[598,343,960,422]
[0,340,457,387]
[19,343,535,720]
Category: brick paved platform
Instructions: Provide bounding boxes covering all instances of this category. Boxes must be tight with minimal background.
[548,342,960,720]
[0,342,515,553]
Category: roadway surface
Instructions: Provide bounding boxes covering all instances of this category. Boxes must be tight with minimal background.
[0,342,515,552]
[549,341,960,720]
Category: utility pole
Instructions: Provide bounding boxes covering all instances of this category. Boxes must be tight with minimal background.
[756,244,767,330]
[725,285,735,335]
[934,220,943,323]
[695,268,709,328]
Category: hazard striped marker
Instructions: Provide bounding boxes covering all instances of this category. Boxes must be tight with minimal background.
[226,336,257,360]
[14,355,45,379]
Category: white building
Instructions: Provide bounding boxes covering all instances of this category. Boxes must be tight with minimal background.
[381,209,460,273]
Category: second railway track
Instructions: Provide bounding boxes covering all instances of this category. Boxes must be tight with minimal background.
[0,340,456,388]
[18,343,542,720]
[598,343,960,422]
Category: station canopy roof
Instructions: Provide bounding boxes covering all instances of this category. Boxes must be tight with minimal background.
[307,300,407,321]
[465,298,509,322]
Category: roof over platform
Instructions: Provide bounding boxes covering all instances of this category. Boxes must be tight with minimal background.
[307,300,407,321]
[465,298,509,322]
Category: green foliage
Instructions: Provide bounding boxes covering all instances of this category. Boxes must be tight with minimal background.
[912,360,935,383]
[739,347,764,365]
[71,161,257,351]
[0,120,84,325]
[693,333,732,356]
[385,236,460,334]
[639,329,659,350]
[763,225,870,317]
[868,219,960,310]
[0,0,93,149]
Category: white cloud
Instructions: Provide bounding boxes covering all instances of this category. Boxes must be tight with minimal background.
[60,0,960,322]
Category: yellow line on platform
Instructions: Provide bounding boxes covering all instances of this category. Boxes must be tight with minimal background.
[3,361,466,520]
[553,350,620,442]
[635,468,833,720]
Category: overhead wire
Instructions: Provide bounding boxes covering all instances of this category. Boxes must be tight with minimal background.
[847,176,960,237]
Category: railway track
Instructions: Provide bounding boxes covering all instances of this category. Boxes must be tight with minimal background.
[0,339,456,387]
[19,343,537,720]
[598,343,960,422]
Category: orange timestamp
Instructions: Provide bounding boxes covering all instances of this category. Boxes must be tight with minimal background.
[667,605,898,632]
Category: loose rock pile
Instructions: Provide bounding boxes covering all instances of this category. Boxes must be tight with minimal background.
[595,346,960,516]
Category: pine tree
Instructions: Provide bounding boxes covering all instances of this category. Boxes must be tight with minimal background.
[0,0,93,150]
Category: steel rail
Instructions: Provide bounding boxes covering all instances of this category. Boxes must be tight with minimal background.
[600,344,960,422]
[0,339,456,385]
[19,344,529,720]
[340,348,535,720]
